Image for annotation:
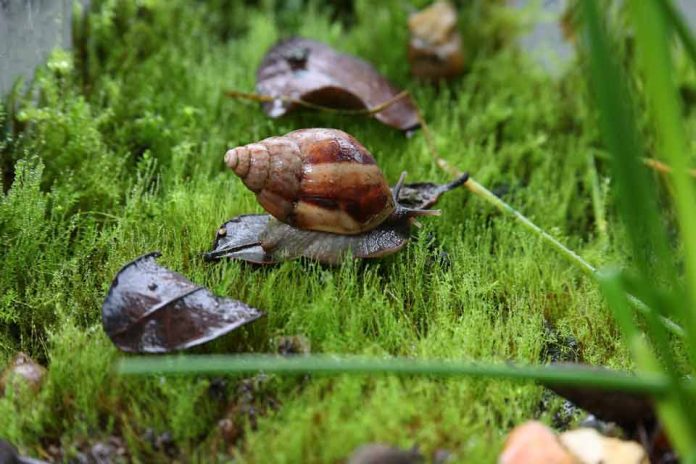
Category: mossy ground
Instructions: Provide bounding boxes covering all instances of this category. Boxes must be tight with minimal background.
[0,1,663,462]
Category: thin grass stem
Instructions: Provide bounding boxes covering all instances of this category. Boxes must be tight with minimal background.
[588,152,609,244]
[119,354,669,394]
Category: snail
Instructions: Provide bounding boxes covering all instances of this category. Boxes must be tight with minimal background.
[210,129,467,265]
[224,128,440,235]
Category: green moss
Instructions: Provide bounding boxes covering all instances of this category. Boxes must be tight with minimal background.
[0,0,656,461]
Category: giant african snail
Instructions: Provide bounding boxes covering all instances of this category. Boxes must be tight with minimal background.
[224,128,439,235]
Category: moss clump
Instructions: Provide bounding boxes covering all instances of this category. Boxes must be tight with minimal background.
[0,0,646,461]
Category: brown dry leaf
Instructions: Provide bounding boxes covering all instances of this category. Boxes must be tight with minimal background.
[0,352,46,395]
[408,1,465,80]
[102,252,263,353]
[498,421,578,464]
[560,428,649,464]
[256,37,420,131]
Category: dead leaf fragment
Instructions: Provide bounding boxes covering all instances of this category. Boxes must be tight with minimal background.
[102,252,263,353]
[0,352,46,395]
[408,1,465,80]
[499,421,577,464]
[204,175,467,265]
[257,37,420,131]
[560,428,649,464]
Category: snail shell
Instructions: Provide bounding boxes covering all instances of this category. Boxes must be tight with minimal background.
[225,128,395,235]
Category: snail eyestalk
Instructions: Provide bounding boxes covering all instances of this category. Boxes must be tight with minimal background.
[392,171,441,220]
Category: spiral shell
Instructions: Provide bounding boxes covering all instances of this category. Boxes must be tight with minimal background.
[225,128,395,235]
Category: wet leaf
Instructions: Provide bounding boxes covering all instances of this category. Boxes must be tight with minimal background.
[256,37,420,131]
[102,252,263,353]
[204,175,466,265]
[0,352,46,395]
[408,1,465,80]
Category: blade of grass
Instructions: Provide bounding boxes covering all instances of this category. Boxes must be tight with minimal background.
[580,0,692,339]
[630,0,696,346]
[581,0,674,283]
[599,268,696,457]
[584,0,696,456]
[417,112,685,336]
[658,0,696,70]
[118,354,669,394]
[587,151,609,244]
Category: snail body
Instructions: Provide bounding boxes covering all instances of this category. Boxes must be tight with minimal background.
[225,128,435,235]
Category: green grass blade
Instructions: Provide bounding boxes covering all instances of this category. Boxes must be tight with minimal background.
[659,0,696,70]
[118,354,669,395]
[599,267,696,456]
[580,0,674,284]
[631,0,696,337]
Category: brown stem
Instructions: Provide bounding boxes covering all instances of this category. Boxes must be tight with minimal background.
[224,89,411,116]
[643,157,696,178]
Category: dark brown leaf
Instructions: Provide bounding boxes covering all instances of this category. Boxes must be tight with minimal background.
[102,252,263,353]
[204,176,466,265]
[257,37,420,131]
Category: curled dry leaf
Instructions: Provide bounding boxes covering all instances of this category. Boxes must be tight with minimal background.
[102,252,263,353]
[408,1,465,80]
[347,444,424,464]
[257,37,420,131]
[204,175,467,265]
[0,352,46,395]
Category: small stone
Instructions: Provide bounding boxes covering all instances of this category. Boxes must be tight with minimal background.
[0,352,46,395]
[408,1,465,80]
[499,421,577,464]
[559,428,649,464]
